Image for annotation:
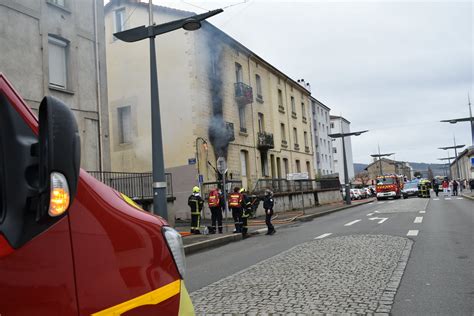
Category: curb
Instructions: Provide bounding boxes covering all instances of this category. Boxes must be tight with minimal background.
[184,199,375,256]
[461,193,474,200]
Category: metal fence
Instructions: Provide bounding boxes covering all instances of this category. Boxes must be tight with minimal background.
[201,180,243,198]
[252,177,340,194]
[88,171,173,200]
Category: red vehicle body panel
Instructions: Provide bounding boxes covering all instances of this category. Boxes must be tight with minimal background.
[0,74,183,315]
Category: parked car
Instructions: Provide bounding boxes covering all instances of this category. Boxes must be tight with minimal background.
[402,181,419,198]
[350,189,361,200]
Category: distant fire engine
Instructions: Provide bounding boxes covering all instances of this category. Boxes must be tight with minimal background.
[375,174,404,200]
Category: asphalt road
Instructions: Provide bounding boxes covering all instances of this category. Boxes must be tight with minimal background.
[186,195,473,315]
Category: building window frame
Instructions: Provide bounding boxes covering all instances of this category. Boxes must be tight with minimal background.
[117,105,132,144]
[255,74,263,102]
[239,105,247,133]
[48,35,69,90]
[114,8,126,34]
[235,62,243,83]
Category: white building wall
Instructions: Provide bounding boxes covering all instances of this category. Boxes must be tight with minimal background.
[311,99,333,176]
[330,116,354,184]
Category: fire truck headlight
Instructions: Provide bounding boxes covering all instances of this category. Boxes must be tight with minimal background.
[163,226,186,279]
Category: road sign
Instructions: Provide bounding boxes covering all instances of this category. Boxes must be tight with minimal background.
[217,157,228,175]
[188,158,196,165]
[286,172,309,181]
[198,174,204,184]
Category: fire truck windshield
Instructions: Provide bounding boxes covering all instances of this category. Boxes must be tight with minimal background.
[377,177,395,185]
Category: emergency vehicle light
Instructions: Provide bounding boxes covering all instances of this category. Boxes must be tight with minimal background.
[48,172,70,217]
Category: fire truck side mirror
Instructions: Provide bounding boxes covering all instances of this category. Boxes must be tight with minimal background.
[37,96,81,220]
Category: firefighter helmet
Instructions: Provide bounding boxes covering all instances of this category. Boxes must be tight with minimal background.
[192,186,200,193]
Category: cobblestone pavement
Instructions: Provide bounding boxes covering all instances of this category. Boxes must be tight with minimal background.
[191,234,412,315]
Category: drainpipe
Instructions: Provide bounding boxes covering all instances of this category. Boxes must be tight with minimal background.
[94,0,104,172]
[248,55,258,188]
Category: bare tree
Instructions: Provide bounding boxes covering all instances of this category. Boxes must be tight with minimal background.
[427,167,434,180]
[355,171,371,186]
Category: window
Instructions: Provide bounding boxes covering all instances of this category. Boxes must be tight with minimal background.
[280,123,286,141]
[293,127,298,144]
[327,126,329,134]
[301,102,306,118]
[283,158,289,176]
[261,153,269,176]
[291,96,296,113]
[49,0,65,6]
[330,122,334,129]
[239,105,246,132]
[296,160,301,172]
[278,89,283,108]
[325,112,328,122]
[48,36,68,89]
[304,131,308,147]
[240,150,248,177]
[256,74,262,99]
[306,161,311,178]
[118,106,132,144]
[115,8,125,33]
[235,62,243,83]
[333,147,337,153]
[258,112,264,133]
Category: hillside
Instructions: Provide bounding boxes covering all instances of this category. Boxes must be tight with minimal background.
[353,162,447,177]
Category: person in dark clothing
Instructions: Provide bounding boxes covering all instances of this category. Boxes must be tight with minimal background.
[452,180,458,196]
[263,189,275,235]
[208,188,223,234]
[228,187,243,233]
[240,188,252,238]
[188,186,204,234]
[470,179,474,193]
[432,179,439,197]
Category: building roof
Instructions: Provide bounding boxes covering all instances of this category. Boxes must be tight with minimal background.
[449,145,474,167]
[364,157,409,170]
[105,0,312,97]
[310,96,331,111]
[330,115,351,124]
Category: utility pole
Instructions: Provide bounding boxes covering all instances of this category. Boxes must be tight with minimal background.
[370,145,394,176]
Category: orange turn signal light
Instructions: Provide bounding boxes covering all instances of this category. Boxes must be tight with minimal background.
[49,172,70,217]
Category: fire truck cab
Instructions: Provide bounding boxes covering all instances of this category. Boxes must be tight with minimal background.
[0,74,193,315]
[375,174,403,200]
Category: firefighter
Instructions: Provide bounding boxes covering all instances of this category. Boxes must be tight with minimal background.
[228,187,243,233]
[188,186,204,234]
[263,189,275,235]
[240,188,252,238]
[208,187,223,234]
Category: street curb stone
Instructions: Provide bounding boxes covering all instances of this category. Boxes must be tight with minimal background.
[461,193,474,200]
[184,199,375,255]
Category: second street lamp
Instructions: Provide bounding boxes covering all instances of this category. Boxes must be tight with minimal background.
[328,130,368,205]
[439,136,465,180]
[114,8,223,220]
[440,95,474,146]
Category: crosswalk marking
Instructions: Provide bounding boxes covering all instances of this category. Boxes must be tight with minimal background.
[419,210,426,214]
[315,233,332,239]
[367,213,374,216]
[344,219,361,226]
[377,201,385,204]
[414,216,423,223]
[407,230,419,236]
[433,198,439,200]
[456,197,464,200]
[388,201,395,204]
[445,198,452,200]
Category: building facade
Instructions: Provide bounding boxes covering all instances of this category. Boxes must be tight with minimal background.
[365,158,413,182]
[0,0,110,171]
[311,98,334,176]
[450,146,474,180]
[105,1,315,219]
[330,116,354,184]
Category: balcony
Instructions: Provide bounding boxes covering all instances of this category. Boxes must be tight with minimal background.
[234,82,253,106]
[305,146,310,153]
[257,131,274,151]
[281,139,288,148]
[292,111,297,119]
[302,116,307,124]
[256,94,264,103]
[278,105,285,113]
[294,143,300,151]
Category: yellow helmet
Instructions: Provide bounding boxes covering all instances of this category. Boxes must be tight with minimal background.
[192,186,200,193]
[239,188,245,193]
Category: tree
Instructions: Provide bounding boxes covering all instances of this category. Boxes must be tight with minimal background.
[355,171,371,186]
[414,171,422,178]
[427,167,434,180]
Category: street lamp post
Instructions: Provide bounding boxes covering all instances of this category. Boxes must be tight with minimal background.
[114,8,223,219]
[438,156,456,178]
[370,145,395,176]
[195,137,208,191]
[440,95,474,146]
[439,137,465,180]
[328,130,368,205]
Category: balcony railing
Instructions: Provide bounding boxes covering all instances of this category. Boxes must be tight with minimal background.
[88,171,174,202]
[305,146,310,153]
[234,82,253,105]
[278,105,285,113]
[281,139,288,148]
[291,111,297,119]
[294,143,300,151]
[257,131,274,151]
[253,177,340,195]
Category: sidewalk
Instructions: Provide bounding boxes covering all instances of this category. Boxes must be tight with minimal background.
[461,190,474,200]
[176,198,375,255]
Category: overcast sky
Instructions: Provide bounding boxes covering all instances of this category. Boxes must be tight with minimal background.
[154,0,472,164]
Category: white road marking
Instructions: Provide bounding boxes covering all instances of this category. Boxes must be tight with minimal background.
[369,202,374,205]
[445,198,452,200]
[315,233,332,239]
[374,210,380,213]
[377,201,385,204]
[369,217,388,224]
[367,213,374,216]
[433,198,440,201]
[419,210,426,214]
[456,197,464,200]
[414,216,423,223]
[388,201,395,204]
[407,230,419,236]
[344,219,361,226]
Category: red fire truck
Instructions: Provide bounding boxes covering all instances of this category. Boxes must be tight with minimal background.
[375,174,404,200]
[0,74,193,315]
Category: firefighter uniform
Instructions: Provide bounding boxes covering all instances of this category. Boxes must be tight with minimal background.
[228,189,243,233]
[241,190,252,238]
[208,189,223,234]
[263,190,275,235]
[188,186,204,234]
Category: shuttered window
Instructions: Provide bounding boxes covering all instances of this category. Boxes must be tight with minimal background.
[48,36,68,89]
